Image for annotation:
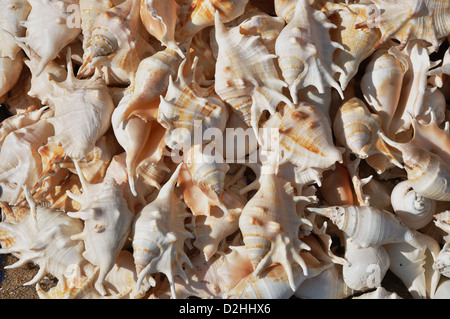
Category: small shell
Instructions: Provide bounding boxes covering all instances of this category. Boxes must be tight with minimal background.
[320,163,355,206]
[79,0,154,82]
[360,46,409,135]
[0,204,88,288]
[131,164,194,299]
[66,160,134,296]
[239,169,313,290]
[214,10,292,132]
[274,0,344,104]
[391,180,436,230]
[307,205,422,249]
[0,0,31,60]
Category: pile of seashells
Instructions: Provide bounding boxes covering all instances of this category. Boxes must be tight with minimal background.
[0,0,449,299]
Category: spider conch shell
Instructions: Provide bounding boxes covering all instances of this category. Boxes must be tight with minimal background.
[213,10,292,133]
[262,103,343,172]
[66,160,134,296]
[274,0,344,104]
[79,0,154,82]
[327,3,381,91]
[357,0,450,51]
[176,0,249,42]
[333,97,403,174]
[45,55,115,160]
[360,46,409,136]
[227,252,331,298]
[18,0,81,76]
[307,205,424,249]
[140,0,184,57]
[380,121,450,201]
[184,143,230,202]
[239,163,314,291]
[391,180,436,230]
[131,164,194,299]
[0,204,90,288]
[158,56,229,150]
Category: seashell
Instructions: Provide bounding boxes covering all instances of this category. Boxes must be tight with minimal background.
[390,41,432,135]
[79,0,116,55]
[17,0,81,76]
[140,0,183,57]
[213,9,292,133]
[37,250,147,299]
[233,5,286,56]
[176,0,249,42]
[0,0,31,60]
[274,0,296,23]
[45,56,115,160]
[131,164,194,299]
[418,87,447,126]
[360,46,409,136]
[66,160,134,296]
[191,184,247,260]
[0,203,90,288]
[356,0,450,51]
[191,26,217,81]
[342,237,390,291]
[433,278,450,299]
[226,252,332,299]
[352,287,402,299]
[385,237,442,299]
[0,109,54,207]
[380,128,450,202]
[4,69,43,115]
[262,103,343,172]
[0,52,24,99]
[158,56,229,150]
[327,3,381,91]
[294,263,355,299]
[79,0,155,82]
[362,178,392,211]
[274,0,344,104]
[320,163,355,206]
[307,205,423,249]
[333,97,403,173]
[239,166,314,290]
[391,180,436,230]
[184,143,230,202]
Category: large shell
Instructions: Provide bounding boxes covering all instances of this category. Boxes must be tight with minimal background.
[262,103,343,172]
[131,164,194,298]
[45,58,115,160]
[66,160,134,296]
[79,0,154,82]
[18,0,81,76]
[391,180,436,230]
[140,0,183,56]
[239,167,313,290]
[274,0,344,104]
